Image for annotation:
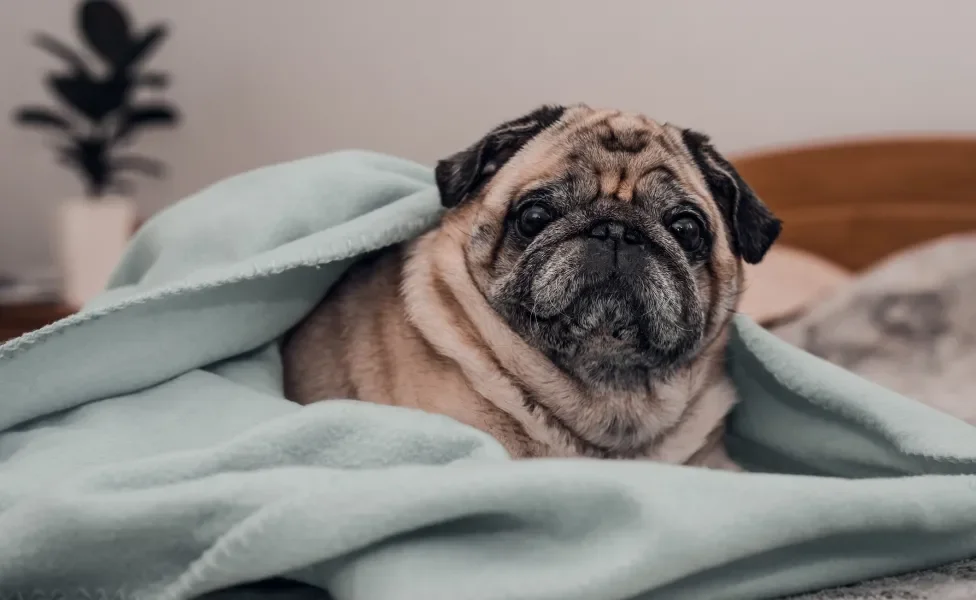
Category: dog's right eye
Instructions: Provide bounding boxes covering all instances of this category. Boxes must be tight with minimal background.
[516,204,554,238]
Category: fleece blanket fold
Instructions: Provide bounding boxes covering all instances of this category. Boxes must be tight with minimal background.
[2,151,976,600]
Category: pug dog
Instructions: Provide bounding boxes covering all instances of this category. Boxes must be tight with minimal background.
[282,104,781,468]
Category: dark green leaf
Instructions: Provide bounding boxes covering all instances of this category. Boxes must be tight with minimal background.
[114,104,179,141]
[48,73,126,122]
[14,107,72,130]
[120,25,168,69]
[32,33,90,74]
[79,0,133,66]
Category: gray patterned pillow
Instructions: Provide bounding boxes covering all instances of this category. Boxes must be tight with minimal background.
[772,233,976,599]
[772,234,976,425]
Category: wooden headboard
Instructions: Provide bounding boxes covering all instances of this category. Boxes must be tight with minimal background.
[731,137,976,271]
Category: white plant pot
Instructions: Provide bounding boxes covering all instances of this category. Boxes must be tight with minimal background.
[55,196,136,309]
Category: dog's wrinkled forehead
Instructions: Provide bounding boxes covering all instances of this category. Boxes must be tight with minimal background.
[485,106,710,208]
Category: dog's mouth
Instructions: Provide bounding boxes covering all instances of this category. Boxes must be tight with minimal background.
[519,270,634,314]
[496,251,707,386]
[539,283,704,378]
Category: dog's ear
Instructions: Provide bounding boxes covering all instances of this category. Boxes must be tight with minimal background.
[435,105,567,208]
[681,129,782,264]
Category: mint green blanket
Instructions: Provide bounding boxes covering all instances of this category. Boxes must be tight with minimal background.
[3,151,976,600]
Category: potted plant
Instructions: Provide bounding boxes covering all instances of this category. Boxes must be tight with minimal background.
[12,0,180,308]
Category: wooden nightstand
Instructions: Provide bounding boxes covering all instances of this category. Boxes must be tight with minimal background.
[0,303,76,343]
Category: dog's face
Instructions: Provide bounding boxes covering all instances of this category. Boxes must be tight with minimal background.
[435,105,780,392]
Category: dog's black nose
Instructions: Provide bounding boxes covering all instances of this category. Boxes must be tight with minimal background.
[586,220,647,273]
[588,221,645,245]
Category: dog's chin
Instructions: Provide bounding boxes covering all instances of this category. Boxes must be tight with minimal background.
[555,331,700,391]
[507,282,704,391]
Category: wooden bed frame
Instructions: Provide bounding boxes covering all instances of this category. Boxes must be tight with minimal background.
[731,137,976,271]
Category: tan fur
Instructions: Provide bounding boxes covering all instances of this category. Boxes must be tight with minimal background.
[282,106,747,467]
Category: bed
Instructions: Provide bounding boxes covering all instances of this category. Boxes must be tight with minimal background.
[731,136,976,600]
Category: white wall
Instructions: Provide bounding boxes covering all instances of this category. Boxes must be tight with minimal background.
[3,0,976,278]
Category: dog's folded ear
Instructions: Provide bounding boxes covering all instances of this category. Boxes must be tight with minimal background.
[435,105,567,208]
[681,129,782,264]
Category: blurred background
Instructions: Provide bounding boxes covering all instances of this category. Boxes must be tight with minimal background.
[2,0,976,333]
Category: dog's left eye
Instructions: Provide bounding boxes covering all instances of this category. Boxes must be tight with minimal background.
[516,204,554,238]
[668,215,705,252]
